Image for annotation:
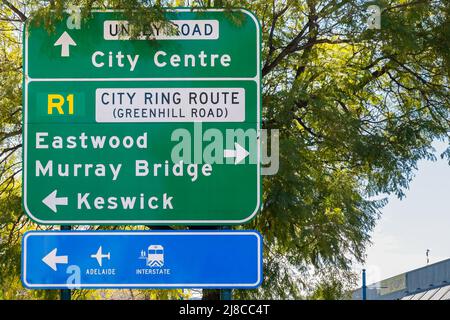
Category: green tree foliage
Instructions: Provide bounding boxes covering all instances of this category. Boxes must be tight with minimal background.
[239,0,450,299]
[307,268,356,300]
[1,0,449,299]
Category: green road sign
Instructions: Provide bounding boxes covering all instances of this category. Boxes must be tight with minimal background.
[23,9,261,225]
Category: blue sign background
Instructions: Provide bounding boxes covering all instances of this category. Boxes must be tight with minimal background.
[22,231,262,289]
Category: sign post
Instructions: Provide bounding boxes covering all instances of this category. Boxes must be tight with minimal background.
[23,9,261,225]
[59,225,71,300]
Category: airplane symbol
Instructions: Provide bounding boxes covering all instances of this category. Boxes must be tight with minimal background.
[90,246,110,267]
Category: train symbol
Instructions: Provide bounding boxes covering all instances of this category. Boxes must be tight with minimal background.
[139,245,164,267]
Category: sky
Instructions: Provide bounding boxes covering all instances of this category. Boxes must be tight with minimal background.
[354,140,450,286]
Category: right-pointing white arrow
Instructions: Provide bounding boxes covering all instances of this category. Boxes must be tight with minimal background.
[42,190,68,213]
[224,143,249,164]
[42,248,68,271]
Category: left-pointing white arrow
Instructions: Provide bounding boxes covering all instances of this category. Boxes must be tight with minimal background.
[54,31,76,57]
[42,248,68,271]
[42,190,68,213]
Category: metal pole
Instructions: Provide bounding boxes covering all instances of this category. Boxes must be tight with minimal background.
[60,225,71,300]
[362,269,367,301]
[220,288,232,300]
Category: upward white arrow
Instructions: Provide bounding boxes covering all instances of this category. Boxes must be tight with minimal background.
[54,31,76,57]
[42,248,68,271]
[42,190,68,213]
[224,143,249,164]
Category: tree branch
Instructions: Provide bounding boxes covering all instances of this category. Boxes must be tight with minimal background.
[264,1,291,71]
[2,0,27,22]
[0,129,22,145]
[295,116,323,139]
[263,0,318,78]
[385,0,429,11]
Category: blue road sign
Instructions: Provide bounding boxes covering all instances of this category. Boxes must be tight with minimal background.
[22,231,262,289]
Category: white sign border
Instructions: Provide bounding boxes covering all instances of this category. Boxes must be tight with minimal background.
[22,231,262,288]
[23,8,261,225]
